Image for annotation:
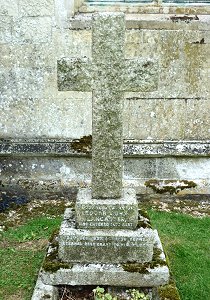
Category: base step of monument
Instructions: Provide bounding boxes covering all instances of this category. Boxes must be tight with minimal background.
[40,229,169,287]
[41,262,169,287]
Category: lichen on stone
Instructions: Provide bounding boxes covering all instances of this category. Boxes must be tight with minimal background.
[145,179,197,194]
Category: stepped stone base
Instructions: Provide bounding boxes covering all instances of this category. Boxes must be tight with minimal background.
[42,230,169,287]
[58,208,154,263]
[75,188,138,229]
[41,263,169,287]
[31,276,58,300]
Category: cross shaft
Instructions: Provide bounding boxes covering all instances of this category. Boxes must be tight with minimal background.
[58,13,158,199]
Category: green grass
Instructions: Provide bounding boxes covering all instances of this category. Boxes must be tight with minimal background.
[148,210,210,300]
[2,216,62,242]
[0,216,62,300]
[0,248,45,300]
[0,209,209,299]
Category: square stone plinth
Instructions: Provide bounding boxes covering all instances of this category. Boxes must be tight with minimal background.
[41,230,169,287]
[75,188,138,229]
[58,209,154,264]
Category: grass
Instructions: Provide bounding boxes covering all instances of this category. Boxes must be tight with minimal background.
[0,216,62,300]
[148,210,210,300]
[0,202,209,300]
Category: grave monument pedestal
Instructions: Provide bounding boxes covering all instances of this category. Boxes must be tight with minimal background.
[40,196,169,287]
[33,12,169,299]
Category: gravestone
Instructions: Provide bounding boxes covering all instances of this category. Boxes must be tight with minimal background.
[40,12,169,290]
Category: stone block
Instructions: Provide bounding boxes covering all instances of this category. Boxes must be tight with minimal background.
[176,158,210,180]
[0,0,18,17]
[124,99,186,140]
[0,45,13,68]
[15,68,45,99]
[58,209,154,264]
[0,96,92,139]
[75,188,138,229]
[52,29,92,59]
[0,67,45,100]
[19,0,54,16]
[0,157,91,182]
[123,59,158,92]
[17,44,55,68]
[0,69,16,102]
[124,158,157,179]
[156,158,179,180]
[42,230,169,287]
[184,99,210,140]
[42,263,169,287]
[152,99,186,140]
[0,16,12,43]
[13,17,52,44]
[31,275,58,300]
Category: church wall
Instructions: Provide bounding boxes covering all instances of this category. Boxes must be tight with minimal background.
[0,0,210,202]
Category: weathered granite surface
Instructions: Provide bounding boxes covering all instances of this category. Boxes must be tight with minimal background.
[1,12,209,141]
[58,13,158,199]
[42,230,169,287]
[41,263,169,287]
[31,275,58,300]
[58,209,154,264]
[75,188,138,229]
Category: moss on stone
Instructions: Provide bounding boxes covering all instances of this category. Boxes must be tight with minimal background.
[48,229,60,244]
[170,15,199,23]
[137,220,152,229]
[71,135,92,154]
[122,247,167,274]
[122,262,149,274]
[43,232,72,273]
[137,209,152,229]
[145,179,197,195]
[158,283,181,300]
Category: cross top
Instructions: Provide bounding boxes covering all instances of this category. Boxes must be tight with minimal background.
[58,13,158,199]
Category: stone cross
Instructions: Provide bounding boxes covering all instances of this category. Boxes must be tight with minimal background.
[58,13,158,200]
[34,13,170,292]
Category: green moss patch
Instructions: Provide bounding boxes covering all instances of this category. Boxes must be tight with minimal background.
[42,231,72,273]
[170,15,199,23]
[122,247,167,274]
[0,199,73,230]
[145,179,197,195]
[158,283,181,300]
[137,209,152,229]
[71,135,92,154]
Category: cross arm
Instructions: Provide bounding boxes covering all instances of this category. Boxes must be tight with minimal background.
[123,59,158,92]
[57,58,93,92]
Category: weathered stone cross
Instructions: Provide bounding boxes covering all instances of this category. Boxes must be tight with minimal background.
[58,13,158,200]
[33,13,170,292]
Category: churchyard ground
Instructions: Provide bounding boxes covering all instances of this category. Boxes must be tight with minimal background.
[0,198,209,300]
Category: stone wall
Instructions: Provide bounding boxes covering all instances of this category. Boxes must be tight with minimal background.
[0,0,210,201]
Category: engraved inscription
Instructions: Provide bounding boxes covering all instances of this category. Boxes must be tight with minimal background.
[77,204,137,228]
[65,236,147,248]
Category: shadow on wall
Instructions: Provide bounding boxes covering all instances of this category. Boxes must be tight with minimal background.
[0,182,29,212]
